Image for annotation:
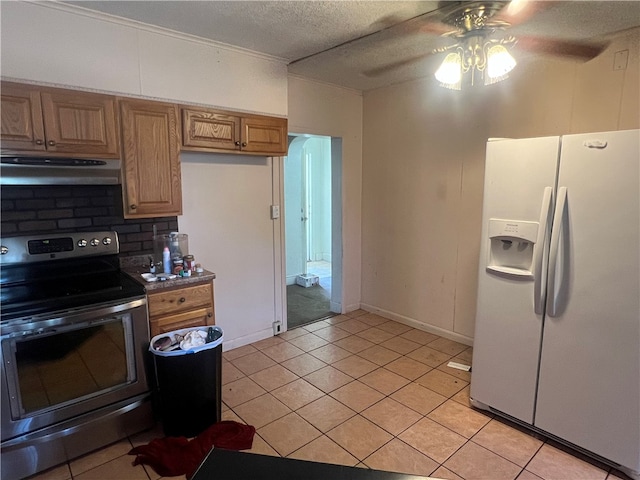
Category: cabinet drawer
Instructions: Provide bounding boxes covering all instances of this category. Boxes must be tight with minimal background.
[150,306,215,338]
[148,283,213,317]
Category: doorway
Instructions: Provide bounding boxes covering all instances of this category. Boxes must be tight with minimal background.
[284,134,342,329]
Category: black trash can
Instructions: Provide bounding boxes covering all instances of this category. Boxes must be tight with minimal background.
[150,326,223,437]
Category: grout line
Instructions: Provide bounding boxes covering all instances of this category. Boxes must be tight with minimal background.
[220,318,612,480]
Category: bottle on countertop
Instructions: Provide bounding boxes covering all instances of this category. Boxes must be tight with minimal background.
[149,256,156,274]
[162,247,171,274]
[183,254,195,272]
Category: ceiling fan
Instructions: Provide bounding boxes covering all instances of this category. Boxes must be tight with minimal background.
[364,0,610,90]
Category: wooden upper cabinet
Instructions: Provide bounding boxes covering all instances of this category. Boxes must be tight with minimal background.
[0,82,119,157]
[0,83,46,152]
[182,108,241,150]
[181,106,287,156]
[120,99,182,219]
[241,115,288,155]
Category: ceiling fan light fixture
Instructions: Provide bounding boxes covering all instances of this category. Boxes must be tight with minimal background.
[485,44,517,84]
[434,52,462,90]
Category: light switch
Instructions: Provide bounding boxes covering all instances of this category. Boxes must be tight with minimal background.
[270,205,280,219]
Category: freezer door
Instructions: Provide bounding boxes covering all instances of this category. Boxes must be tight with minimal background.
[471,136,560,424]
[535,130,640,472]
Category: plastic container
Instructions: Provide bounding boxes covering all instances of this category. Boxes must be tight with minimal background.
[149,326,223,437]
[153,233,188,268]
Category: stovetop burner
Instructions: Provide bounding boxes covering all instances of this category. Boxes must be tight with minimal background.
[0,231,145,323]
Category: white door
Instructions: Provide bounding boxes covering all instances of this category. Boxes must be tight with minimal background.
[471,136,560,423]
[535,130,640,471]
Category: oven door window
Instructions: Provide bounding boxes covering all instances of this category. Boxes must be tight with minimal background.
[3,314,136,419]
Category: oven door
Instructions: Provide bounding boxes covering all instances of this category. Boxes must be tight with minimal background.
[1,297,150,442]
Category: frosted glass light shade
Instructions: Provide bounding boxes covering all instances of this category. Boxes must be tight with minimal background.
[486,44,517,82]
[434,52,462,90]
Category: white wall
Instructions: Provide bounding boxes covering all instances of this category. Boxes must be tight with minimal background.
[0,1,287,115]
[284,135,332,283]
[306,137,332,262]
[287,75,363,312]
[1,1,289,348]
[361,28,640,345]
[178,153,281,350]
[284,138,306,284]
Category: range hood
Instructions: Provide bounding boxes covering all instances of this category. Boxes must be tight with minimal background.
[0,157,122,185]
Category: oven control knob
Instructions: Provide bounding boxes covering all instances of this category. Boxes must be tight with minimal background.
[0,246,8,255]
[102,237,112,246]
[77,239,87,248]
[90,238,100,247]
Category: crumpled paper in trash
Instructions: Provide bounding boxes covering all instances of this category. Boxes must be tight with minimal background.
[180,330,208,350]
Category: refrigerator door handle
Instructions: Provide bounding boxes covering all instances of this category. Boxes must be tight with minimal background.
[534,187,553,314]
[547,186,568,317]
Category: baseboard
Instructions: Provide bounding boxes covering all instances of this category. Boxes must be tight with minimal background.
[222,327,273,352]
[344,303,361,315]
[359,303,474,346]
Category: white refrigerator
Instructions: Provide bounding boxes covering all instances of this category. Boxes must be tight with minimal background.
[470,129,639,478]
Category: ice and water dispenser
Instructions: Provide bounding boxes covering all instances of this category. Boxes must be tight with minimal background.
[486,219,539,280]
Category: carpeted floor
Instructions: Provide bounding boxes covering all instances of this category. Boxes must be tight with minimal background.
[286,283,333,329]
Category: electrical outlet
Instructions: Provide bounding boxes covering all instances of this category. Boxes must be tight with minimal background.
[270,205,280,219]
[272,320,282,335]
[613,50,628,71]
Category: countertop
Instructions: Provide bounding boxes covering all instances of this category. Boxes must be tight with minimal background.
[120,255,216,292]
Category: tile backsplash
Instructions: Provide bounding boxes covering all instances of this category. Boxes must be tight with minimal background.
[1,185,177,256]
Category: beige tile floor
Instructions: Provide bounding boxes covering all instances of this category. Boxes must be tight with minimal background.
[31,310,631,480]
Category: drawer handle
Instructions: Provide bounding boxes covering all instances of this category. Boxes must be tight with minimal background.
[179,297,186,303]
[207,312,212,318]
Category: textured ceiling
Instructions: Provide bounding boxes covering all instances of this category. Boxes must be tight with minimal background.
[65,1,640,91]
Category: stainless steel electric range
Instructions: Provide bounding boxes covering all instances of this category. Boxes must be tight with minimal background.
[0,231,154,480]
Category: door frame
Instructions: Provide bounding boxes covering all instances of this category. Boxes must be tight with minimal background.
[280,134,343,331]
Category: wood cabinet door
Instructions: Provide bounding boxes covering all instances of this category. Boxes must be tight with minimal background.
[40,89,120,157]
[120,99,182,218]
[240,115,287,155]
[150,306,215,338]
[182,107,240,151]
[0,83,46,152]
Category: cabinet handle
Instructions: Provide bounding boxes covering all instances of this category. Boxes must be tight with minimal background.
[35,139,44,145]
[207,312,213,318]
[48,140,56,146]
[234,141,240,146]
[179,297,186,303]
[241,142,247,147]
[130,204,137,210]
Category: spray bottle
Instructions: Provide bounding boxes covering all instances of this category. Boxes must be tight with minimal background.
[162,247,171,274]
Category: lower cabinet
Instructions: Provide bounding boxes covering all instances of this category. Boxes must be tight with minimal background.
[148,281,215,338]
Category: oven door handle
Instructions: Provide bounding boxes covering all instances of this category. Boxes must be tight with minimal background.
[0,297,147,337]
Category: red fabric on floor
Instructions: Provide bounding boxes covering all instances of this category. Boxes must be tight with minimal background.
[128,420,256,479]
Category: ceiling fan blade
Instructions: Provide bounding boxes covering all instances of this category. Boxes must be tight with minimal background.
[363,53,433,77]
[516,35,610,61]
[418,19,462,36]
[491,0,556,27]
